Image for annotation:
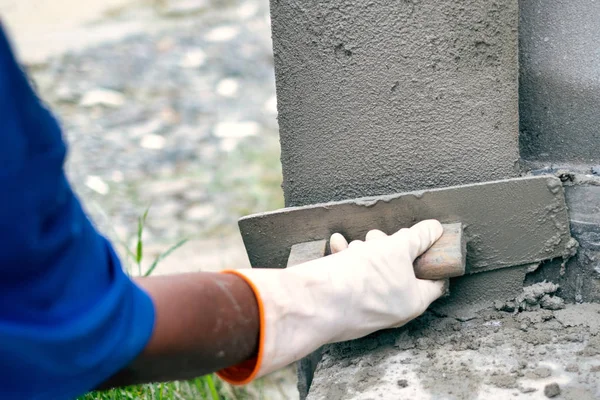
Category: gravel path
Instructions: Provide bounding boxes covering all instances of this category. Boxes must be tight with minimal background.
[12,0,285,275]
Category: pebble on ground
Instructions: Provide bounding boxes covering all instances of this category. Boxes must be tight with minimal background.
[544,382,561,398]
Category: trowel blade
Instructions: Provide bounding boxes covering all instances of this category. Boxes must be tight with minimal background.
[238,176,574,274]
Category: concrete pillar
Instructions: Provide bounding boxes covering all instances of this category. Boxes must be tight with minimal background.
[269,0,521,397]
[271,0,520,207]
[519,1,600,164]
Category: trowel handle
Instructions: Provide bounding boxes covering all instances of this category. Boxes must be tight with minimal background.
[414,222,466,280]
[286,222,466,280]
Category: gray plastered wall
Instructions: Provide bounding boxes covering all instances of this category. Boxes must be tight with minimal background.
[271,0,520,207]
[519,0,600,163]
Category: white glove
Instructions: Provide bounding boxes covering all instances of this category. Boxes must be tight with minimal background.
[218,219,446,384]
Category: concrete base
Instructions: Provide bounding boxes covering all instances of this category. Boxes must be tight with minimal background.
[526,179,600,303]
[297,347,323,400]
[308,303,600,400]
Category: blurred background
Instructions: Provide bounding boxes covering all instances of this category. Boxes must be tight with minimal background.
[1,0,294,398]
[1,0,284,275]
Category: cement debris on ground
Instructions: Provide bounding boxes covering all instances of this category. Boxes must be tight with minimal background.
[309,283,600,400]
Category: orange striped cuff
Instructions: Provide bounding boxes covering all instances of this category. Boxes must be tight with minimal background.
[216,270,265,385]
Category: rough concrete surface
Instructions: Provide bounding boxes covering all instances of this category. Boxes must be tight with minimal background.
[308,284,600,400]
[240,176,573,273]
[519,1,600,163]
[270,0,520,206]
[432,264,530,321]
[525,175,600,304]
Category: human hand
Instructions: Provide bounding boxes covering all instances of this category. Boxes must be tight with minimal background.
[218,220,446,383]
[321,219,447,340]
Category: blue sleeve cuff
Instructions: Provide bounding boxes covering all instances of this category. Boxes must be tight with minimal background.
[0,238,156,400]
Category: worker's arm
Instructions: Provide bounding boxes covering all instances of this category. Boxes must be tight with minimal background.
[99,272,260,387]
[0,26,256,391]
[102,220,445,389]
[211,220,446,384]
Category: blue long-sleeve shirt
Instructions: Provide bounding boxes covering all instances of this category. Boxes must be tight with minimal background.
[0,25,155,399]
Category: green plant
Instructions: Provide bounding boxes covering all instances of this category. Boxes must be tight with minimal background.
[78,376,230,400]
[128,207,189,277]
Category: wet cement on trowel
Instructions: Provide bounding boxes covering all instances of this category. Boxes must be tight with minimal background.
[308,282,600,400]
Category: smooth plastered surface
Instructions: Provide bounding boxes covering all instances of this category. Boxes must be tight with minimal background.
[270,0,520,206]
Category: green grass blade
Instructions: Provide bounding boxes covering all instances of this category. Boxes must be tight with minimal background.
[193,376,209,398]
[142,207,150,223]
[205,375,220,400]
[136,208,150,263]
[144,238,189,277]
[136,217,144,265]
[123,245,138,264]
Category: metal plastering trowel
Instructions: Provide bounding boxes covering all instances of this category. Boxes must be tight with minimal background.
[237,176,575,279]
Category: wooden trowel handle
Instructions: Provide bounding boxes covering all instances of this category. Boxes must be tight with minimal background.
[286,222,466,280]
[414,222,466,280]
